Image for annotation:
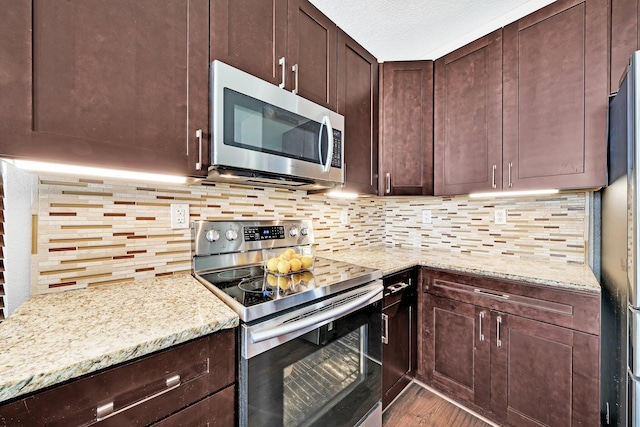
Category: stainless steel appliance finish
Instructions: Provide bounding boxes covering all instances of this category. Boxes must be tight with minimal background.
[603,50,640,427]
[203,60,345,190]
[192,219,383,427]
[192,219,381,322]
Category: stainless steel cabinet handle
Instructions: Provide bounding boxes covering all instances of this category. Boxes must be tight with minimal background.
[496,316,502,348]
[382,313,389,344]
[385,173,391,194]
[473,289,509,300]
[292,63,299,94]
[385,282,409,296]
[508,162,513,188]
[195,129,203,171]
[479,311,485,342]
[96,374,181,421]
[492,164,497,189]
[279,57,286,89]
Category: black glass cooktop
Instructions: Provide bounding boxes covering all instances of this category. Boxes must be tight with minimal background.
[195,257,382,322]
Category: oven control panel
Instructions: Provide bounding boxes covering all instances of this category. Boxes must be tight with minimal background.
[192,220,313,256]
[244,226,286,242]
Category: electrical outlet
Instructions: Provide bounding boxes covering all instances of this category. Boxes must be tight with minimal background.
[494,209,507,225]
[170,203,190,229]
[340,209,349,225]
[422,209,432,224]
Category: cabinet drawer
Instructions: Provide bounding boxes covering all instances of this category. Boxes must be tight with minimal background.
[422,268,599,336]
[0,329,235,426]
[152,385,235,427]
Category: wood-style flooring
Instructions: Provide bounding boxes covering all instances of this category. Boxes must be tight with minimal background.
[383,382,496,427]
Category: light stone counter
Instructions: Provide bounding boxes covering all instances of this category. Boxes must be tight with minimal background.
[319,246,600,293]
[0,274,238,404]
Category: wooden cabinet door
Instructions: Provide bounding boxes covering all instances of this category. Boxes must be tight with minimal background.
[210,0,287,87]
[3,0,210,177]
[152,385,235,427]
[422,295,490,409]
[433,30,502,196]
[611,0,639,93]
[503,0,608,190]
[491,313,599,427]
[0,2,31,151]
[287,0,337,110]
[337,29,378,195]
[379,61,434,196]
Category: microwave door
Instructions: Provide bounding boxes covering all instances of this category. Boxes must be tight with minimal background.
[224,88,328,167]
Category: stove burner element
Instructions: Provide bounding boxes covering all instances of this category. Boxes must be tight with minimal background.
[218,269,252,281]
[238,277,268,294]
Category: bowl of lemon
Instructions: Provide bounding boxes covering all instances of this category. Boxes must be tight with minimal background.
[263,247,315,276]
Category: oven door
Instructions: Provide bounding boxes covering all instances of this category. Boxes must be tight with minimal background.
[240,282,383,427]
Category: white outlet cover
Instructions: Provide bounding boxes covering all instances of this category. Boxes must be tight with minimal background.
[494,209,507,225]
[340,209,349,225]
[170,203,190,229]
[422,209,432,224]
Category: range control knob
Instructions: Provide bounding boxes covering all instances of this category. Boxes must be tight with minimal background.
[289,227,298,237]
[225,229,238,241]
[300,228,309,236]
[205,229,220,242]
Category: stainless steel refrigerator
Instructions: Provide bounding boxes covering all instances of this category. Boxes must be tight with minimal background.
[603,49,640,427]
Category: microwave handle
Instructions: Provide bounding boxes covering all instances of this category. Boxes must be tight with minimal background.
[318,116,334,173]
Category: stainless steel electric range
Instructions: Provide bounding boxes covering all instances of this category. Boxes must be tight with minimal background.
[191,220,383,427]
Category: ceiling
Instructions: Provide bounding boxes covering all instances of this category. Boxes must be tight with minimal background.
[308,0,557,61]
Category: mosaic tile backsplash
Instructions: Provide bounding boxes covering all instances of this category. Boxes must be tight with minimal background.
[32,175,589,294]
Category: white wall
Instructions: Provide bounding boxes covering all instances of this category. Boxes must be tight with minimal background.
[2,161,34,316]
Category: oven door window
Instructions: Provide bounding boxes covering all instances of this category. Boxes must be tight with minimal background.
[241,303,381,427]
[223,88,331,166]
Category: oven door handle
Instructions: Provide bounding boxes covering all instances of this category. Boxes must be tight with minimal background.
[249,284,383,344]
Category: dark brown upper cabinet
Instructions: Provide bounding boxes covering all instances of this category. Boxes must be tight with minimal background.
[433,30,503,196]
[611,0,639,93]
[502,0,608,191]
[211,0,337,111]
[337,29,379,195]
[0,0,210,177]
[210,0,288,88]
[287,0,337,110]
[379,61,434,196]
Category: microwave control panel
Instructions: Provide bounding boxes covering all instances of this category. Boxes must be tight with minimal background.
[331,130,342,168]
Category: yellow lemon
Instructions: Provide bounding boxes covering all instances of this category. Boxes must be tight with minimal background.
[284,248,296,257]
[289,258,302,272]
[292,273,302,284]
[277,259,290,274]
[266,274,278,287]
[300,256,313,269]
[301,271,314,282]
[279,252,291,261]
[277,276,291,290]
[266,257,279,272]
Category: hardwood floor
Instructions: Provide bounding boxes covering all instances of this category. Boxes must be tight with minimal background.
[383,382,497,427]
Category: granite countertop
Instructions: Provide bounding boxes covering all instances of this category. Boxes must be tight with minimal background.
[0,273,238,404]
[318,246,600,293]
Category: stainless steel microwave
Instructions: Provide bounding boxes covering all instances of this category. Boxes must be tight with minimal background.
[205,60,344,190]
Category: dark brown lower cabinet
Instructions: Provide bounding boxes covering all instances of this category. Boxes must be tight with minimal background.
[152,384,235,427]
[382,268,417,408]
[420,268,600,427]
[0,329,236,426]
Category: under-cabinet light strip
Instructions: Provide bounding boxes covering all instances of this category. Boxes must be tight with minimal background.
[10,160,187,184]
[469,189,559,198]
